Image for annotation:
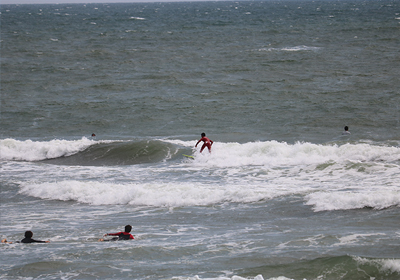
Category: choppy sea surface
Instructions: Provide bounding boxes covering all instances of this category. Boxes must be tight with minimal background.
[1,1,400,279]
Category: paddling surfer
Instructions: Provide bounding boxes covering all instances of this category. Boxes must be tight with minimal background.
[99,225,134,241]
[1,231,50,244]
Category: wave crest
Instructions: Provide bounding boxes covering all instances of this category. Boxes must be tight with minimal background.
[0,138,181,165]
[0,137,95,161]
[305,191,400,212]
[18,180,269,206]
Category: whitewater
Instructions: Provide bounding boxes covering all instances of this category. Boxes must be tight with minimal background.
[2,138,399,212]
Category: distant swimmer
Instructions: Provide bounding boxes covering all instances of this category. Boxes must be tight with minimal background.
[195,133,213,153]
[1,231,50,244]
[91,133,96,137]
[99,225,134,241]
[342,126,351,135]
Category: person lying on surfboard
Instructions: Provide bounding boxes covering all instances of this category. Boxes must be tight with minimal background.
[99,225,134,241]
[1,231,50,244]
[195,133,213,153]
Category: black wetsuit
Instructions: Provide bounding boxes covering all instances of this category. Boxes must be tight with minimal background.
[117,232,133,240]
[106,232,134,241]
[21,237,47,243]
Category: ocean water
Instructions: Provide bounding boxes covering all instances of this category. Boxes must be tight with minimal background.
[1,1,400,279]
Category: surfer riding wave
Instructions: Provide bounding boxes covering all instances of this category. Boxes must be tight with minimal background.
[195,133,213,153]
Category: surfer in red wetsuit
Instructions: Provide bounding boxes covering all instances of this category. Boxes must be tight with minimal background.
[195,133,213,153]
[99,225,134,241]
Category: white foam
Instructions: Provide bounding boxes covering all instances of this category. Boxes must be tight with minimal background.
[170,275,269,280]
[281,45,321,51]
[337,233,386,245]
[187,141,400,168]
[353,256,400,274]
[0,137,100,161]
[18,180,282,206]
[163,139,195,147]
[257,45,321,52]
[3,138,398,166]
[5,139,400,211]
[305,190,400,212]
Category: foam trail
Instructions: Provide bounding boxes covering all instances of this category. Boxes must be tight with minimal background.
[170,275,267,280]
[257,45,321,52]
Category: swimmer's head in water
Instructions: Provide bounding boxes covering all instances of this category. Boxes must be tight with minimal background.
[125,225,132,232]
